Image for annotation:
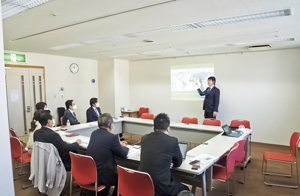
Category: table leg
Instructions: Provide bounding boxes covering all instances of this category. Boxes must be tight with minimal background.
[202,170,207,196]
[206,166,213,191]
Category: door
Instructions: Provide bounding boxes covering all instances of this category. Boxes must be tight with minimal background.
[5,67,45,136]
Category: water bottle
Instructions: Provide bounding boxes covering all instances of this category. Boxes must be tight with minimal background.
[67,119,70,130]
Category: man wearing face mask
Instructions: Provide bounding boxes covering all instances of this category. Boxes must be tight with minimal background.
[86,98,101,122]
[34,110,82,171]
[86,113,128,196]
[63,100,80,125]
[139,113,189,196]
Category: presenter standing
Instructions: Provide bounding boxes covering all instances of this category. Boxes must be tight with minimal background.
[197,76,220,119]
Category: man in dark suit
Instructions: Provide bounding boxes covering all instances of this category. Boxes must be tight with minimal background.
[197,76,220,119]
[86,113,129,196]
[34,110,82,171]
[86,98,101,122]
[139,113,189,196]
[63,100,80,125]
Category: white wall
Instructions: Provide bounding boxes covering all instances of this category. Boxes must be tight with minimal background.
[114,59,130,117]
[5,50,98,124]
[0,6,15,195]
[98,59,130,117]
[129,48,300,146]
[98,59,115,115]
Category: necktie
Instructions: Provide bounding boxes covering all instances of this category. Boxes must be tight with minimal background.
[207,88,210,94]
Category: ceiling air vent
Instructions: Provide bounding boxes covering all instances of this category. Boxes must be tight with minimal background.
[248,45,271,51]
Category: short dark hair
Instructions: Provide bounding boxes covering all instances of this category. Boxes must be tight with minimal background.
[65,100,73,109]
[208,76,216,85]
[154,113,170,132]
[36,102,47,110]
[39,110,52,126]
[98,113,113,128]
[33,110,42,121]
[90,98,98,107]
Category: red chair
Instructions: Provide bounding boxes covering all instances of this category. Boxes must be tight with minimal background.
[182,117,198,124]
[117,165,154,196]
[10,128,27,147]
[139,107,149,118]
[215,137,248,184]
[213,142,239,196]
[203,119,221,126]
[262,132,300,188]
[10,137,32,188]
[230,120,250,129]
[141,113,155,120]
[69,152,106,196]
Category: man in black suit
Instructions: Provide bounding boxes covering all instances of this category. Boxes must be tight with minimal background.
[63,100,80,125]
[86,98,101,122]
[34,110,82,171]
[139,113,189,196]
[197,76,220,119]
[86,113,129,196]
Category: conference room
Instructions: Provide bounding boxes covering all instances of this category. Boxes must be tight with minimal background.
[1,0,300,196]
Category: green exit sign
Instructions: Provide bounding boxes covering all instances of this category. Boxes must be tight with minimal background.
[4,53,26,63]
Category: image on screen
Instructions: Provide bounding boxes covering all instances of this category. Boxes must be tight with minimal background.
[171,63,214,101]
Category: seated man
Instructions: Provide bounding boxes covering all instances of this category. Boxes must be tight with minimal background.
[63,100,80,125]
[139,113,189,196]
[86,113,129,196]
[34,110,82,171]
[86,97,101,122]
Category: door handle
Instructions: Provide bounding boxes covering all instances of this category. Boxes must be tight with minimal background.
[27,106,30,113]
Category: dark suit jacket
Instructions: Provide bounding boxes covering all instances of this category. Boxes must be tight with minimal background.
[86,107,101,122]
[139,131,183,196]
[197,86,220,112]
[63,109,80,125]
[33,126,80,171]
[86,128,129,186]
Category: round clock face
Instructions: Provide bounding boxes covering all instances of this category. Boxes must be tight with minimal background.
[70,63,79,74]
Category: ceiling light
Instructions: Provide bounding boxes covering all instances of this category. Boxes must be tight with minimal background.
[84,36,126,44]
[2,0,54,19]
[141,49,175,55]
[47,43,85,50]
[110,53,139,58]
[232,38,295,46]
[193,9,291,28]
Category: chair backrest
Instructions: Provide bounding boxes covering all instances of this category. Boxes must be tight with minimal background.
[139,107,149,117]
[10,137,22,159]
[10,129,18,138]
[226,142,239,174]
[290,132,300,158]
[60,117,64,125]
[182,117,198,124]
[141,113,155,120]
[117,165,154,196]
[70,152,97,186]
[235,137,247,163]
[203,119,221,126]
[230,119,250,129]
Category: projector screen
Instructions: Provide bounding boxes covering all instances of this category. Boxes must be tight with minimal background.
[171,63,214,100]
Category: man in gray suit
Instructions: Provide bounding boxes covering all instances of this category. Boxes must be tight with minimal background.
[63,100,80,125]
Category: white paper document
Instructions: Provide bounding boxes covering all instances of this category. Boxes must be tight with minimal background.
[190,154,218,164]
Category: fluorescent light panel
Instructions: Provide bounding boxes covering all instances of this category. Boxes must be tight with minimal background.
[84,9,291,44]
[232,38,295,46]
[47,43,85,50]
[2,0,53,19]
[110,53,139,58]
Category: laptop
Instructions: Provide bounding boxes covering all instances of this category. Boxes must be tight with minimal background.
[222,124,243,137]
[179,143,188,160]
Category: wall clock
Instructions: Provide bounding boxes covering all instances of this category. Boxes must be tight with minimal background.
[70,63,79,74]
